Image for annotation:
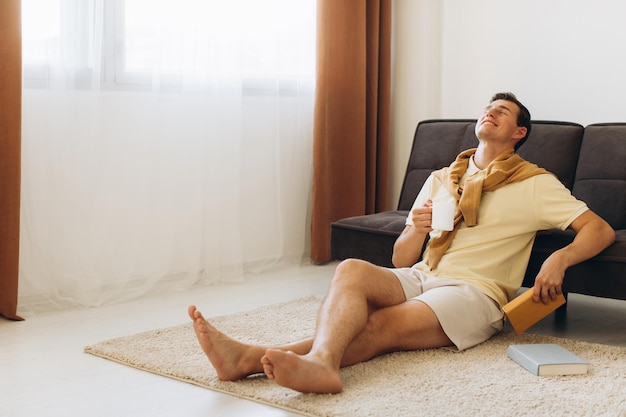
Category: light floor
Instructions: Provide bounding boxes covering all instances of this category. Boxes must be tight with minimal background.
[1,261,625,417]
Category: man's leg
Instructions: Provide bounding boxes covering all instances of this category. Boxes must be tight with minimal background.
[190,258,398,382]
[261,259,451,393]
[189,259,452,392]
[189,296,450,380]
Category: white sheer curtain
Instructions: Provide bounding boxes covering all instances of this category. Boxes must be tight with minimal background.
[19,0,316,314]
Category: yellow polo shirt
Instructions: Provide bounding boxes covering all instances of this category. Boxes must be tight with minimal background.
[407,157,588,307]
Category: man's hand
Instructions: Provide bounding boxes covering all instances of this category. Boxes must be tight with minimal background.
[532,252,566,304]
[392,200,433,268]
[410,199,434,234]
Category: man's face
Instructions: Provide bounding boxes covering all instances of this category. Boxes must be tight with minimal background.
[475,99,526,143]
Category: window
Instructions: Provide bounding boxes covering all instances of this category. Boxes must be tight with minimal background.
[22,0,316,92]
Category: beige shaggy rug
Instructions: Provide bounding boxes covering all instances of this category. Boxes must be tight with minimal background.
[85,296,626,417]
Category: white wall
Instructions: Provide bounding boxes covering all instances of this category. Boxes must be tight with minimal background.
[389,0,443,207]
[390,0,626,206]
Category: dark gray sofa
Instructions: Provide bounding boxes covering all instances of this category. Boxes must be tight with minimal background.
[331,120,626,307]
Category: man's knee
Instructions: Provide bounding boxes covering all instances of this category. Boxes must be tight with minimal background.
[336,258,372,273]
[333,259,401,292]
[333,259,376,285]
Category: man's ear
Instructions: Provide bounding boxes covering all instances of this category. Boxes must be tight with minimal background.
[513,126,527,140]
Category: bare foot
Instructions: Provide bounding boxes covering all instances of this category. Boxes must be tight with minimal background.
[188,305,265,381]
[261,349,343,394]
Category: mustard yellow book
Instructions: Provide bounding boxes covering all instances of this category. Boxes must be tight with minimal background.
[502,288,566,334]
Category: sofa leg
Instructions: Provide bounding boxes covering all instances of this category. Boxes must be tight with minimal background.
[554,292,568,324]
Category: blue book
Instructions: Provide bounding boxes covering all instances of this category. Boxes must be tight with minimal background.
[507,344,589,376]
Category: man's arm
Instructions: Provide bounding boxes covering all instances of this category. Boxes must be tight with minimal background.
[392,200,433,268]
[533,209,616,304]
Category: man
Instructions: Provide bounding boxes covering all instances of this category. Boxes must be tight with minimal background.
[189,93,615,394]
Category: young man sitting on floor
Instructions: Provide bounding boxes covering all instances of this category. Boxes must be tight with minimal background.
[189,92,615,394]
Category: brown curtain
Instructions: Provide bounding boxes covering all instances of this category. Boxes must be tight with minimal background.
[0,0,23,321]
[311,0,391,263]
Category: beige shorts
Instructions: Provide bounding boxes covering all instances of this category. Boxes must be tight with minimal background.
[389,267,504,351]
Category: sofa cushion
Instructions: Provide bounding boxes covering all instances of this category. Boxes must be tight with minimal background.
[330,211,409,267]
[516,121,584,190]
[572,123,626,230]
[397,120,477,210]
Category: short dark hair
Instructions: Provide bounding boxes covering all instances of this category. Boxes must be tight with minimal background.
[491,92,531,151]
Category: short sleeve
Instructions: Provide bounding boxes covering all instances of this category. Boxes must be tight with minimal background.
[533,174,589,230]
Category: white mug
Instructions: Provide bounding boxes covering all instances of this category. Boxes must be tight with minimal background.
[431,201,456,231]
